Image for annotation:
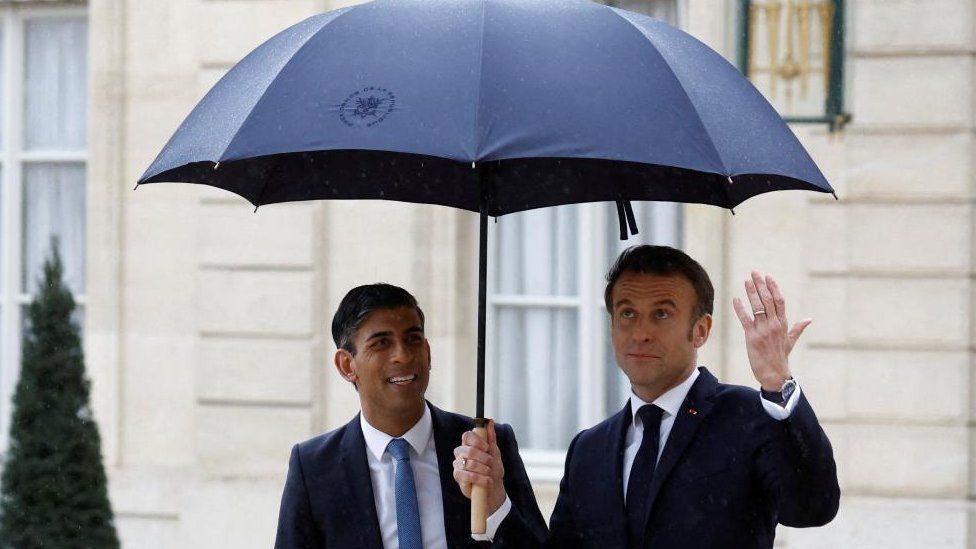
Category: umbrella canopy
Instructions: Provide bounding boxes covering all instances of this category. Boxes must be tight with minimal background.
[137,0,834,421]
[139,0,835,531]
[139,0,832,215]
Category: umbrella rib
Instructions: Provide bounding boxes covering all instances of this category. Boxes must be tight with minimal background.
[718,175,737,211]
[471,0,489,161]
[216,9,355,163]
[608,8,731,179]
[252,156,286,211]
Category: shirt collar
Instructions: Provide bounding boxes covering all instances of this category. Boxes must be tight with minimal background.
[360,404,433,461]
[630,367,700,422]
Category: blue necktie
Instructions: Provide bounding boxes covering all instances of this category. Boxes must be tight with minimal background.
[626,404,664,548]
[387,438,423,549]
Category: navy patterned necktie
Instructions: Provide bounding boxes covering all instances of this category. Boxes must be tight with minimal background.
[387,438,423,549]
[625,404,664,548]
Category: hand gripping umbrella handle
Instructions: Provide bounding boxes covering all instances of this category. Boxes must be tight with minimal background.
[470,417,489,534]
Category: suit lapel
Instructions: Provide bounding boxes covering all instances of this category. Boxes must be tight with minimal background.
[337,415,385,549]
[430,404,472,548]
[603,403,631,545]
[643,368,719,524]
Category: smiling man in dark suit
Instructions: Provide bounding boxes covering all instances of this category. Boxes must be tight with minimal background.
[454,245,839,549]
[274,283,547,548]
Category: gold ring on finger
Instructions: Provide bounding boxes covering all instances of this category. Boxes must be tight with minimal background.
[753,309,766,315]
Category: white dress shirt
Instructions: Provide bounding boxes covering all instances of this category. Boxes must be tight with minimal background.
[361,407,447,549]
[623,368,802,498]
[360,407,509,548]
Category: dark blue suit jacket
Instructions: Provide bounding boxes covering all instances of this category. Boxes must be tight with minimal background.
[547,368,839,548]
[274,402,548,548]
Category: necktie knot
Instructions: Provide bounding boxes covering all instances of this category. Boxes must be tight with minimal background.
[387,438,411,461]
[637,404,664,431]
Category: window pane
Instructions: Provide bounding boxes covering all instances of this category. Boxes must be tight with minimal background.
[492,204,580,450]
[494,306,578,450]
[22,163,86,295]
[742,0,834,118]
[24,18,88,151]
[0,25,5,150]
[0,163,3,393]
[494,205,578,297]
[0,164,4,291]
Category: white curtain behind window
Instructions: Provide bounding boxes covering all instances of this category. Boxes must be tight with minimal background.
[0,24,4,358]
[493,206,579,450]
[25,18,87,151]
[21,164,86,295]
[22,18,87,294]
[0,164,3,359]
[0,25,5,150]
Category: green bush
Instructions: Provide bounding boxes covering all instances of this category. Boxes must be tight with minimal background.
[0,240,119,548]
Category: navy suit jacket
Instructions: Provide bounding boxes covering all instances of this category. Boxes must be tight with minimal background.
[547,367,839,549]
[274,402,548,548]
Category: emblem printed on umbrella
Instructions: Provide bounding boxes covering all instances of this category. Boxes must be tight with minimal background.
[339,86,396,127]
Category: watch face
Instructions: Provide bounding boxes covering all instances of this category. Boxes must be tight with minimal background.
[781,380,796,402]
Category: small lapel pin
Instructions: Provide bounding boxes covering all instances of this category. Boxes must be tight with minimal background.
[688,408,698,415]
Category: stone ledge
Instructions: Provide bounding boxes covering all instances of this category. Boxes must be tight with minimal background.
[809,269,975,280]
[812,197,974,206]
[850,47,976,58]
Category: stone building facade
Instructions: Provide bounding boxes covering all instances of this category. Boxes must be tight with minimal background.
[23,0,972,546]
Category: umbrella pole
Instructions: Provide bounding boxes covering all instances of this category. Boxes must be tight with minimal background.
[471,167,490,534]
[476,196,488,419]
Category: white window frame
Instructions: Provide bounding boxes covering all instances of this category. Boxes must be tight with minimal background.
[486,204,665,482]
[0,5,88,454]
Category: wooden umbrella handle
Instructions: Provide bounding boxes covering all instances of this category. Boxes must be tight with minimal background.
[470,417,489,534]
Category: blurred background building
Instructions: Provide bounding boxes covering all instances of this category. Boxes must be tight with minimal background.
[0,0,970,546]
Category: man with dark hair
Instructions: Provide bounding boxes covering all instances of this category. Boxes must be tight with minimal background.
[603,245,715,322]
[275,283,547,548]
[454,246,839,548]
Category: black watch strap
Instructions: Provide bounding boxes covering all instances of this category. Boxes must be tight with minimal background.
[760,387,783,403]
[760,378,796,404]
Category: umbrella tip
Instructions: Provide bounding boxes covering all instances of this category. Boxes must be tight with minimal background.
[214,161,220,170]
[729,208,736,216]
[727,176,734,185]
[832,192,838,201]
[133,182,141,191]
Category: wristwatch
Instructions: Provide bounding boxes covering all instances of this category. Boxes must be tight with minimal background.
[760,377,796,405]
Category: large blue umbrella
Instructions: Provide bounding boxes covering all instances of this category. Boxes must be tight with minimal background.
[138,0,832,439]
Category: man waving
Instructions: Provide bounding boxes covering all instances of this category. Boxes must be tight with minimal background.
[455,245,839,548]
